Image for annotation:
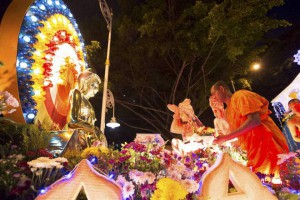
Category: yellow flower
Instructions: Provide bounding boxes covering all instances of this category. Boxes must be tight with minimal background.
[151,178,188,200]
[81,147,100,158]
[81,146,110,159]
[98,146,109,154]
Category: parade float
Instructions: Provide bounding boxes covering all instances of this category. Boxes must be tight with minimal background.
[0,0,299,200]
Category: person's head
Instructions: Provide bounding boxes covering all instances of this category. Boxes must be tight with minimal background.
[78,69,101,99]
[210,81,231,103]
[209,96,225,119]
[288,98,300,114]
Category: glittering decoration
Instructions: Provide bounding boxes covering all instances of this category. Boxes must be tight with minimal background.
[293,50,300,65]
[17,0,86,124]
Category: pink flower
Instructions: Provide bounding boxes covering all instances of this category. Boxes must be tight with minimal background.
[116,175,127,187]
[122,181,135,199]
[180,179,199,193]
[143,172,156,184]
[129,170,146,184]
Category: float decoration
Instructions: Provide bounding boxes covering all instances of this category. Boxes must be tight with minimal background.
[17,0,86,128]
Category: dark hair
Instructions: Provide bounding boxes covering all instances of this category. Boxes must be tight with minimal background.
[288,98,300,106]
[212,80,230,91]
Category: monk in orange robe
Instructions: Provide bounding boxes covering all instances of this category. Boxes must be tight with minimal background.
[211,81,289,176]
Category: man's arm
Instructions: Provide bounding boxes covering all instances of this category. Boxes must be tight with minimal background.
[214,112,261,145]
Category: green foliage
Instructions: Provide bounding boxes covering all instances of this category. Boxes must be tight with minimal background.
[61,149,82,169]
[22,125,51,152]
[0,118,26,147]
[89,0,291,138]
[85,41,102,71]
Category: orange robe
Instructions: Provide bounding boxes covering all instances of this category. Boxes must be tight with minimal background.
[226,90,289,176]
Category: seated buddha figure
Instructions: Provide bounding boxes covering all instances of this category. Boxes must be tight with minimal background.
[69,69,107,148]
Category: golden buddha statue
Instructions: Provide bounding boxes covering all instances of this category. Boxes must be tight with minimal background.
[68,69,107,148]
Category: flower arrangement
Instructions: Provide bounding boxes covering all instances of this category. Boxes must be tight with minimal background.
[0,91,19,115]
[80,140,249,200]
[277,150,300,190]
[27,156,68,194]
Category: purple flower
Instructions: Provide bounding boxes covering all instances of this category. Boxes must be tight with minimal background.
[119,155,131,162]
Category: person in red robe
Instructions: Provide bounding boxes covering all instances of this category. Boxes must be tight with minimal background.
[211,81,289,176]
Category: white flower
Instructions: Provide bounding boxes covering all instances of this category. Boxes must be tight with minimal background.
[36,170,43,176]
[180,179,199,193]
[53,157,68,163]
[37,157,51,162]
[30,167,37,172]
[55,164,63,169]
[122,181,135,199]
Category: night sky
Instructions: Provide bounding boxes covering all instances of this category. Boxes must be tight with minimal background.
[1,0,300,144]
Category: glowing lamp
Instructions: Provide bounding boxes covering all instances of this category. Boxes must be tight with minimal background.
[47,0,53,6]
[27,113,35,119]
[252,63,261,71]
[20,62,28,68]
[106,117,120,129]
[23,36,31,42]
[39,4,46,10]
[31,15,38,22]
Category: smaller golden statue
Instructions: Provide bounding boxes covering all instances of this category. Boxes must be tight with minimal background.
[68,69,107,149]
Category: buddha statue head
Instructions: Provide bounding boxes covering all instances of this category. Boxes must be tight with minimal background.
[78,69,101,99]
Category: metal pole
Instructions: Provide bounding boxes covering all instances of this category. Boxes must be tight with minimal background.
[98,0,112,133]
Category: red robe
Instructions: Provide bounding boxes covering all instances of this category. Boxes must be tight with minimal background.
[226,90,289,176]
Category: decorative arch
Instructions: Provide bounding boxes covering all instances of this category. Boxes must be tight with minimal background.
[0,0,87,129]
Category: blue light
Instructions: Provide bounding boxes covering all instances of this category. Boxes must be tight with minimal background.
[40,188,47,194]
[47,0,53,6]
[20,62,28,68]
[62,5,66,9]
[55,0,60,6]
[65,173,72,180]
[27,113,35,119]
[68,13,73,17]
[31,15,38,22]
[39,4,46,10]
[108,172,115,179]
[23,36,30,42]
